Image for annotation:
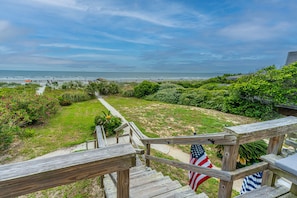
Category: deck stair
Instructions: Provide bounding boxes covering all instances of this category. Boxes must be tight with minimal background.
[103,163,208,198]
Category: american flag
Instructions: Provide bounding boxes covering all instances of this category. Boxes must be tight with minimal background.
[189,144,213,191]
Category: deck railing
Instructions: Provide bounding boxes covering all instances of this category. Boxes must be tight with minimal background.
[139,116,297,198]
[0,144,136,198]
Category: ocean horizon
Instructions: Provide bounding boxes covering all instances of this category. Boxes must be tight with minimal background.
[0,70,225,83]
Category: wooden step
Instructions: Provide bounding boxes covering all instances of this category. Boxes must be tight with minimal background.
[103,165,208,198]
[151,185,208,198]
[130,178,181,198]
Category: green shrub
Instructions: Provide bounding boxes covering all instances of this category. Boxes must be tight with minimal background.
[0,125,14,151]
[86,81,120,96]
[59,91,92,105]
[61,81,85,90]
[94,111,122,136]
[178,89,228,111]
[122,89,134,97]
[158,83,184,90]
[134,80,159,98]
[222,94,279,120]
[145,88,184,104]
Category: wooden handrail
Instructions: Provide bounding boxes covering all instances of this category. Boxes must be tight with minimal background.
[0,144,136,198]
[141,132,237,145]
[139,117,297,197]
[225,116,297,144]
[145,155,232,181]
[144,155,269,182]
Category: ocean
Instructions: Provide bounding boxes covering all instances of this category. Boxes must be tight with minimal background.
[0,70,224,83]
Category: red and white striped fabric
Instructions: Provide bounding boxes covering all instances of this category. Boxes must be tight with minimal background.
[189,144,213,191]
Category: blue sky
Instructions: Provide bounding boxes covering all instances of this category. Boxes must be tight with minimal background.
[0,0,296,73]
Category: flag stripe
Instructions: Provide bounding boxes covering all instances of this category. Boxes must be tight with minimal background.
[189,144,213,191]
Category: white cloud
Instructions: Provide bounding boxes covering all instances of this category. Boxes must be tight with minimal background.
[40,43,118,51]
[28,0,87,11]
[219,21,290,41]
[0,20,23,41]
[0,46,15,54]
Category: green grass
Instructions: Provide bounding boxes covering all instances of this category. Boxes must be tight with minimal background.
[18,99,106,159]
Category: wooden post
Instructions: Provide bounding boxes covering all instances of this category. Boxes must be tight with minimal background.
[146,144,151,167]
[262,135,285,186]
[117,169,130,198]
[129,128,133,145]
[100,176,104,189]
[291,183,297,195]
[218,143,239,198]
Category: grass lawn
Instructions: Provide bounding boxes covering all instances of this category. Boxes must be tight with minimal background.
[13,99,106,160]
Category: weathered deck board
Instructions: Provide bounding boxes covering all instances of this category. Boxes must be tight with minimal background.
[235,185,291,198]
[0,144,136,198]
[95,125,107,148]
[225,116,297,144]
[141,132,237,145]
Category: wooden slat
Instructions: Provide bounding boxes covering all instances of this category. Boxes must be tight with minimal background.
[130,179,181,198]
[261,154,297,185]
[145,155,232,181]
[279,192,297,198]
[96,125,106,148]
[129,122,146,139]
[230,161,268,181]
[286,139,297,149]
[235,185,290,198]
[141,132,237,145]
[225,116,297,144]
[114,122,128,133]
[0,144,136,198]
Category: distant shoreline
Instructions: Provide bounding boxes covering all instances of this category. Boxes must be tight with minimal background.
[0,70,224,84]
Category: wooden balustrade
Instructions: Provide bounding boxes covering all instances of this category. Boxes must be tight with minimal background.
[0,144,136,198]
[140,116,297,198]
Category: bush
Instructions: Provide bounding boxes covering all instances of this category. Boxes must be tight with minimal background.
[86,81,120,96]
[158,83,184,90]
[0,125,15,151]
[178,89,228,111]
[122,89,134,97]
[134,80,159,98]
[145,88,184,104]
[2,94,60,126]
[222,94,279,120]
[94,111,122,137]
[58,91,92,105]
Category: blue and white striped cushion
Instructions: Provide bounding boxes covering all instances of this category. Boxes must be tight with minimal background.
[240,172,263,194]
